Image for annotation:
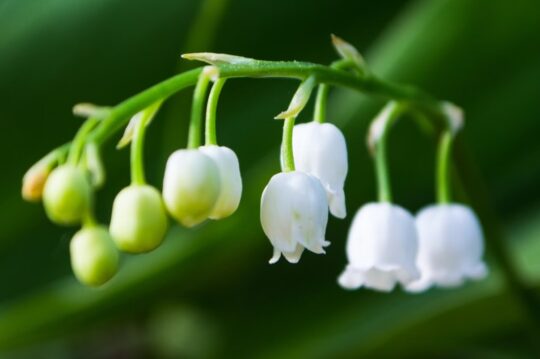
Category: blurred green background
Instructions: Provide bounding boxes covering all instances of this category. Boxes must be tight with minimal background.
[1,0,540,357]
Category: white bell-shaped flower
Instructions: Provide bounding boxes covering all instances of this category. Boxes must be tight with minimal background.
[406,204,488,292]
[199,145,242,219]
[260,171,329,264]
[163,149,221,227]
[338,203,420,292]
[293,122,348,218]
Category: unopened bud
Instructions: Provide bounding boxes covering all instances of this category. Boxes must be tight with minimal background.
[110,185,169,253]
[162,149,221,227]
[43,165,92,225]
[70,225,119,287]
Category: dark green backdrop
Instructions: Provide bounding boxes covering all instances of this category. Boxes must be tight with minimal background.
[1,0,540,357]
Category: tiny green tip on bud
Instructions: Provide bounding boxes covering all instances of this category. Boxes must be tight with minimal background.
[72,103,111,119]
[110,185,169,253]
[43,165,93,226]
[70,225,119,287]
[331,34,368,74]
[181,52,256,66]
[275,76,317,120]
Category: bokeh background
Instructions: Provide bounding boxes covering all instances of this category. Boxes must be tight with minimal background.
[1,0,540,357]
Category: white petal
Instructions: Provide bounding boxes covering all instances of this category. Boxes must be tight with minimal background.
[199,145,243,219]
[282,245,304,264]
[293,122,348,219]
[338,265,364,290]
[327,187,346,219]
[269,249,281,264]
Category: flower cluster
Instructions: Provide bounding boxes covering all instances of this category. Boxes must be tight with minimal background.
[261,121,348,263]
[21,36,488,292]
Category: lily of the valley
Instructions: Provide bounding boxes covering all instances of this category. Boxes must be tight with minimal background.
[293,122,348,218]
[260,171,329,264]
[163,149,221,227]
[199,145,242,219]
[406,204,488,292]
[338,203,420,291]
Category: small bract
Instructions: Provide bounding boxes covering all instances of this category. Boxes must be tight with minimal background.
[43,165,92,225]
[110,185,169,253]
[70,225,119,287]
[163,149,221,227]
[338,202,420,291]
[406,204,488,292]
[199,145,242,219]
[293,122,348,218]
[260,171,329,264]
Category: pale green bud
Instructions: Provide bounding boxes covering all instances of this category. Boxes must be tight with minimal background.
[43,165,92,225]
[162,149,221,227]
[70,225,119,287]
[110,185,169,253]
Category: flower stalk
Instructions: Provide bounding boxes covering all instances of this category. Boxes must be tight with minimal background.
[281,117,296,172]
[205,78,226,146]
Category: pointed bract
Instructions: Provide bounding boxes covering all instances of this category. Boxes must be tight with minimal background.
[293,122,348,218]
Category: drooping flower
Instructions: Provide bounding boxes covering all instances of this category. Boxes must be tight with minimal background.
[43,165,92,225]
[406,204,488,292]
[199,145,242,219]
[110,185,169,253]
[338,203,420,291]
[260,171,329,264]
[293,122,348,218]
[163,149,221,227]
[70,225,119,287]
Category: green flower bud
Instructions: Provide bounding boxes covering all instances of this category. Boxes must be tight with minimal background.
[110,185,169,253]
[70,225,119,287]
[162,149,220,227]
[43,165,92,225]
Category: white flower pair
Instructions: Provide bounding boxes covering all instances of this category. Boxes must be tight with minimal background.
[261,122,348,263]
[338,202,488,292]
[163,145,242,227]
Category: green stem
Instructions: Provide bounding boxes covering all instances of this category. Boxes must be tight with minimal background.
[187,70,212,149]
[67,117,100,165]
[436,131,453,203]
[86,59,445,148]
[131,113,148,185]
[205,78,226,145]
[375,135,392,203]
[281,117,296,172]
[314,84,329,123]
[372,102,405,203]
[313,59,357,123]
